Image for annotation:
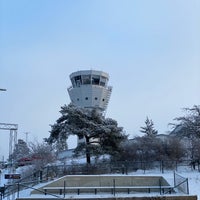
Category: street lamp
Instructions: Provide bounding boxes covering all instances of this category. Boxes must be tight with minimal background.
[0,88,6,91]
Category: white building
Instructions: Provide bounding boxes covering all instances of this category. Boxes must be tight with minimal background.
[68,70,112,112]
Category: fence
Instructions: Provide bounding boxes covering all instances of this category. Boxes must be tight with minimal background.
[174,172,189,194]
[3,159,195,198]
[6,159,198,183]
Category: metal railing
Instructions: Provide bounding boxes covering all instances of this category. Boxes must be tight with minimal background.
[174,172,189,194]
[4,181,63,199]
[2,159,195,198]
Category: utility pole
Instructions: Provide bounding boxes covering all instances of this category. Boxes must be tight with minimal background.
[24,132,29,144]
[0,88,17,200]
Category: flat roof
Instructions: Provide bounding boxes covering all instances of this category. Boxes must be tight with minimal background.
[70,70,109,79]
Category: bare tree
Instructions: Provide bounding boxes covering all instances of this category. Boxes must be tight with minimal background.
[170,105,200,161]
[29,141,56,170]
[171,105,200,138]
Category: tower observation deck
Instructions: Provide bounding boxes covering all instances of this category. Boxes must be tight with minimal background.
[68,70,112,113]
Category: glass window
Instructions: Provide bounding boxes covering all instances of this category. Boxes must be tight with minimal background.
[82,75,91,84]
[71,78,76,87]
[100,76,107,86]
[92,75,100,85]
[74,76,82,87]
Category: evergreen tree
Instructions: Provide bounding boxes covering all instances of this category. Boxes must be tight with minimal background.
[11,139,30,162]
[140,117,158,136]
[47,104,127,164]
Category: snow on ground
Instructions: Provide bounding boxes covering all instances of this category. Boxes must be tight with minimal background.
[1,167,200,199]
[132,168,200,199]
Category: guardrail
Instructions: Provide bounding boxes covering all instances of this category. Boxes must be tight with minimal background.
[174,172,189,194]
[2,160,193,198]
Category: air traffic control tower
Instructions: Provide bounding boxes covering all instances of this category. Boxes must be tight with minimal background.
[67,70,112,113]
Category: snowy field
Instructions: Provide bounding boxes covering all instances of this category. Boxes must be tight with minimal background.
[0,167,200,199]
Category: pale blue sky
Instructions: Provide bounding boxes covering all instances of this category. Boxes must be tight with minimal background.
[0,0,200,159]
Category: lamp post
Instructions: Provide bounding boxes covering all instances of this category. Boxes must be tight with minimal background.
[0,88,6,92]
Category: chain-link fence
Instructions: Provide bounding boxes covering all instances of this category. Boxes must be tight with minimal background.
[174,172,189,194]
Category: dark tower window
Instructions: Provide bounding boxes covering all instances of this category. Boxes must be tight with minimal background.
[71,78,76,87]
[92,75,100,85]
[95,97,98,100]
[85,97,88,100]
[74,76,82,87]
[100,76,107,86]
[82,75,91,84]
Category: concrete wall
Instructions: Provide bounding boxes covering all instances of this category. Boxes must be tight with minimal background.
[31,175,170,195]
[16,195,197,200]
[35,175,169,188]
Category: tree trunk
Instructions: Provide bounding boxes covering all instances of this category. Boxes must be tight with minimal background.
[86,152,91,164]
[85,136,91,164]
